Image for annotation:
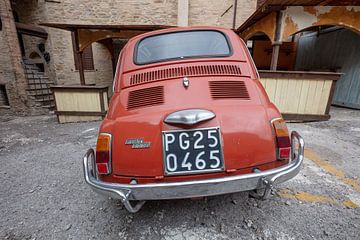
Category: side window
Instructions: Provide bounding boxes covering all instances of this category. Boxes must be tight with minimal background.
[113,50,123,92]
[71,34,94,71]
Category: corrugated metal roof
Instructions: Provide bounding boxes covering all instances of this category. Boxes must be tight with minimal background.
[237,0,360,33]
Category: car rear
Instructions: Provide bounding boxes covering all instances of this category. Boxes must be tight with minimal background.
[83,27,304,212]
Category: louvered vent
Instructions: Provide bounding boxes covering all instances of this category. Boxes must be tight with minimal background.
[127,86,164,110]
[209,81,250,100]
[129,65,242,86]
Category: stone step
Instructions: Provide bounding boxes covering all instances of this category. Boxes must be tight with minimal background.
[28,80,53,85]
[26,75,48,79]
[27,91,53,97]
[27,84,50,90]
[41,104,56,110]
[27,89,52,94]
[36,99,54,104]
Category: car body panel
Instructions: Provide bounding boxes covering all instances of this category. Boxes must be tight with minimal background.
[97,26,286,184]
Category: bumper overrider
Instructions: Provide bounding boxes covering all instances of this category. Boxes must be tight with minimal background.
[83,131,304,213]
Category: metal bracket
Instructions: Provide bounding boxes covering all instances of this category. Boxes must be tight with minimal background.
[249,178,273,200]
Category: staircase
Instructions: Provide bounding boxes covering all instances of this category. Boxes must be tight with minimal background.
[23,59,55,111]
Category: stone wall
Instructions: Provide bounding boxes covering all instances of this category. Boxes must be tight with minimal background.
[0,0,30,113]
[189,0,257,28]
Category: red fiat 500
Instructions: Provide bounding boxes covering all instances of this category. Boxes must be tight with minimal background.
[83,27,304,212]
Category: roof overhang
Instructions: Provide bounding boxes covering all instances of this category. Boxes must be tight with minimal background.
[237,0,360,33]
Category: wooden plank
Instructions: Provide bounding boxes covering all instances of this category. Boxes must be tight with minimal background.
[59,115,102,123]
[318,80,332,114]
[55,111,106,116]
[297,79,310,114]
[259,70,342,80]
[283,113,330,122]
[265,78,277,102]
[274,78,283,111]
[54,91,101,112]
[311,80,325,114]
[283,77,298,113]
[304,80,318,114]
[103,92,109,110]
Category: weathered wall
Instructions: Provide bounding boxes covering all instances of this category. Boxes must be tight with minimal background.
[295,28,360,109]
[12,0,180,90]
[189,0,257,28]
[0,0,30,113]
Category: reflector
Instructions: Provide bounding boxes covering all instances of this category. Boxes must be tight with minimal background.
[95,133,112,175]
[96,163,109,174]
[272,119,291,160]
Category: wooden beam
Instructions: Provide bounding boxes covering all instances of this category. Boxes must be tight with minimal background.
[325,79,337,114]
[15,22,48,39]
[55,111,107,116]
[72,31,85,85]
[282,113,331,122]
[270,44,280,70]
[259,70,342,80]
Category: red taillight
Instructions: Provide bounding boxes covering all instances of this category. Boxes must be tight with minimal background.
[95,133,112,174]
[272,119,291,160]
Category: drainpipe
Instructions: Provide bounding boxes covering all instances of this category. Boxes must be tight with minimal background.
[232,0,238,29]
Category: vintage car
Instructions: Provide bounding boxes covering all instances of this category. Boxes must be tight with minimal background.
[83,27,304,213]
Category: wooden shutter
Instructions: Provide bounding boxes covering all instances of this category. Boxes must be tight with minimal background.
[81,46,94,70]
[72,34,94,71]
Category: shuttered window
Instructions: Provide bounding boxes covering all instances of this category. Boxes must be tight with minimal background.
[72,34,94,71]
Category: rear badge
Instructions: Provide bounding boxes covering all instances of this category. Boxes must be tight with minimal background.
[183,77,189,88]
[125,138,151,149]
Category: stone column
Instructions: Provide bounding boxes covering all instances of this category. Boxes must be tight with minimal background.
[0,0,29,113]
[177,0,189,27]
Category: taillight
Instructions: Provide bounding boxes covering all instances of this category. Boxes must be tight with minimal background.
[272,119,291,160]
[95,133,112,175]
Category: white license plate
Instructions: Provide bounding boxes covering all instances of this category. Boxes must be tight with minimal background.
[162,127,224,175]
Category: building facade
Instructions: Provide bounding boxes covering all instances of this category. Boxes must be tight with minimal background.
[0,0,257,114]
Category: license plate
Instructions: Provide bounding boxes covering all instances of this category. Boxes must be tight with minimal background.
[162,127,224,175]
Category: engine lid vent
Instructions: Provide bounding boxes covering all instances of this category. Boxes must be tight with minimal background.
[127,86,164,110]
[129,64,242,86]
[209,81,250,100]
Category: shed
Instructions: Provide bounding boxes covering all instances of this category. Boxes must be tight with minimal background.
[237,0,360,114]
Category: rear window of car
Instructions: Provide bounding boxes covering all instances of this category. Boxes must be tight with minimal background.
[135,30,232,65]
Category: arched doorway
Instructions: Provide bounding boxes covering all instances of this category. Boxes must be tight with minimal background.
[294,25,360,109]
[247,32,297,71]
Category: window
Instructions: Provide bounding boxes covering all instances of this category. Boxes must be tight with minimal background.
[0,85,9,107]
[72,34,94,71]
[135,30,231,65]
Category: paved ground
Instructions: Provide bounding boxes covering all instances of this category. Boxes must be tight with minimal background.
[0,107,359,240]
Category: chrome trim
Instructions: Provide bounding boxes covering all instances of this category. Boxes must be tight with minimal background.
[183,77,189,88]
[164,109,215,126]
[83,131,304,213]
[161,127,225,176]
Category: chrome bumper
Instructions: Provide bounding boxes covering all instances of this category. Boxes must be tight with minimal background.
[83,131,304,213]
